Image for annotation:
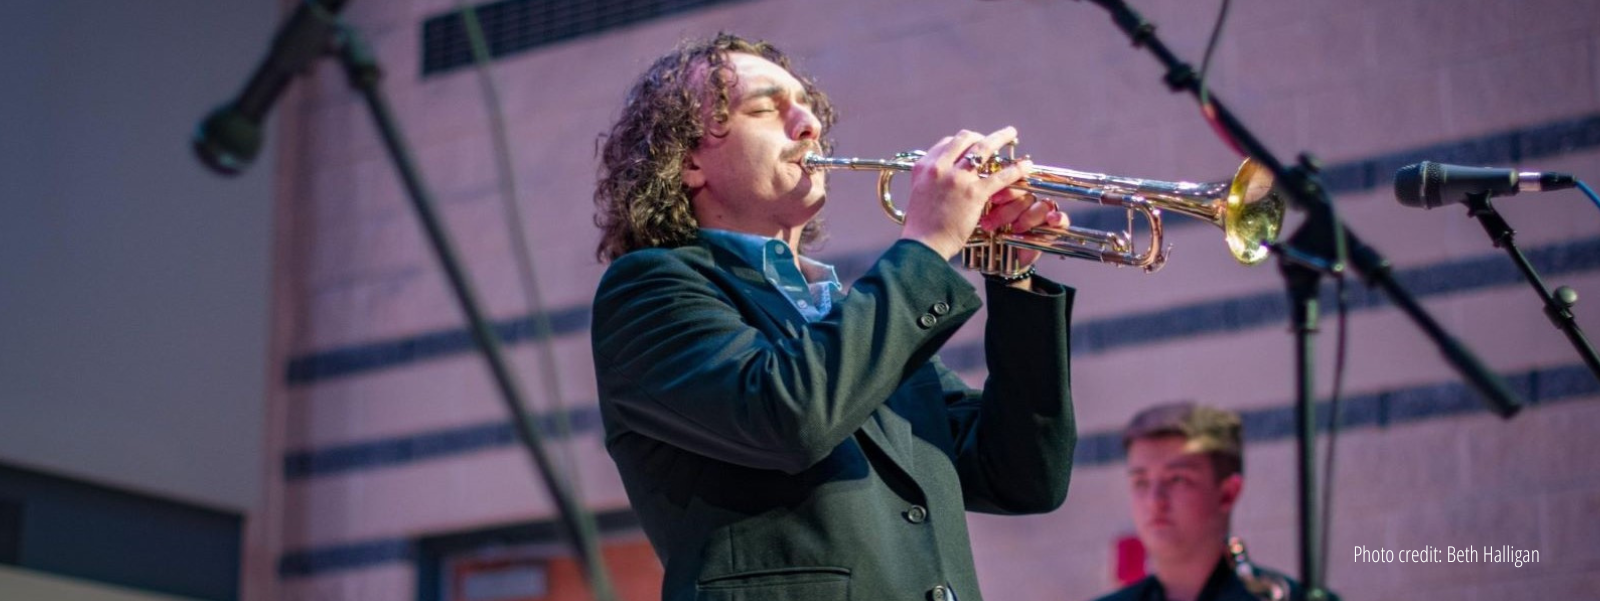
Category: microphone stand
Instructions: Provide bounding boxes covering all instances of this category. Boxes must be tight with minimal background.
[1270,199,1343,601]
[1075,0,1526,597]
[317,15,619,601]
[1462,192,1600,380]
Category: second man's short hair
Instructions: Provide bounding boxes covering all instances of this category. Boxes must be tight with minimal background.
[1123,402,1243,479]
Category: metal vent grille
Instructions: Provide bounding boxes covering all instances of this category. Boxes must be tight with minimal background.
[422,0,756,76]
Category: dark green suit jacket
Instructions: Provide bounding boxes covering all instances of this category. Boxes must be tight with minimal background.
[591,238,1076,601]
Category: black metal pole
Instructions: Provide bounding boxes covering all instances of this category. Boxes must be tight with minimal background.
[1291,281,1321,596]
[331,23,619,601]
[1274,201,1340,598]
[1463,193,1600,380]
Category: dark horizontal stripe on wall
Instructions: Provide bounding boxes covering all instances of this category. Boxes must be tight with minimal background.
[280,508,640,578]
[1068,112,1600,235]
[1318,112,1600,195]
[278,538,411,578]
[1069,363,1598,468]
[942,235,1600,371]
[283,406,601,481]
[284,113,1600,386]
[283,359,1597,484]
[418,507,640,558]
[279,364,1597,579]
[285,305,590,384]
[280,233,1600,387]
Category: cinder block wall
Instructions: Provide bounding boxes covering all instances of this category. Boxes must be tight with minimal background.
[255,0,1600,599]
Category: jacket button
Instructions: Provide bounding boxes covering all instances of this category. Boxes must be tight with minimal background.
[929,585,949,601]
[931,301,950,316]
[917,314,937,328]
[905,505,927,524]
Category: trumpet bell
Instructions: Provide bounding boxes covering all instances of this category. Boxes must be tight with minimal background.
[1224,159,1283,265]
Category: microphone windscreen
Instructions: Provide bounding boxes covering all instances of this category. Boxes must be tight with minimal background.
[1393,163,1425,207]
[1393,161,1444,208]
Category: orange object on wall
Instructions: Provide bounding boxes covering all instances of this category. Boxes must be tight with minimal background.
[449,538,663,601]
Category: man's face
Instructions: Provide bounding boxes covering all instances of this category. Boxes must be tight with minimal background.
[682,52,826,240]
[1126,436,1241,563]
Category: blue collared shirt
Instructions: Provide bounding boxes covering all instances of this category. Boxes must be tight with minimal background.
[700,228,843,322]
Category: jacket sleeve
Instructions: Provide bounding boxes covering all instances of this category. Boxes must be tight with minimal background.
[592,240,982,474]
[945,275,1076,514]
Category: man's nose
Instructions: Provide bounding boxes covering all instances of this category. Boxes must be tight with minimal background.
[1136,492,1168,521]
[1151,481,1173,503]
[790,105,820,140]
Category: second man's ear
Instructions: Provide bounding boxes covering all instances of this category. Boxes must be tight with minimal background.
[1218,473,1244,512]
[681,152,705,189]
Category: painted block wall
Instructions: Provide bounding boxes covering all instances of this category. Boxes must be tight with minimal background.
[257,0,1600,599]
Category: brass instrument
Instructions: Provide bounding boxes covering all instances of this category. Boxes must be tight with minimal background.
[802,147,1284,274]
[1229,536,1291,601]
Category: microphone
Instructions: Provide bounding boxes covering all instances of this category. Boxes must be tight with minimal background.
[1394,161,1577,209]
[193,0,350,176]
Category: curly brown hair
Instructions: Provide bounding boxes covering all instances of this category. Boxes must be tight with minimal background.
[594,32,837,262]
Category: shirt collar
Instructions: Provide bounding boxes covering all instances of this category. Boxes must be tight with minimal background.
[699,229,840,285]
[699,228,843,322]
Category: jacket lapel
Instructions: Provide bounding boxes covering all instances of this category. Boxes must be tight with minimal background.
[855,407,921,485]
[704,241,807,338]
[701,239,926,490]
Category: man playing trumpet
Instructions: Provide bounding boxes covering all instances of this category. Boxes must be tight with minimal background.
[590,32,1076,600]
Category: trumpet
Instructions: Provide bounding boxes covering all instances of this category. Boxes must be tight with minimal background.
[802,147,1285,274]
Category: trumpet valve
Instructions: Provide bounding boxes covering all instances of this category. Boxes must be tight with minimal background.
[961,232,1026,278]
